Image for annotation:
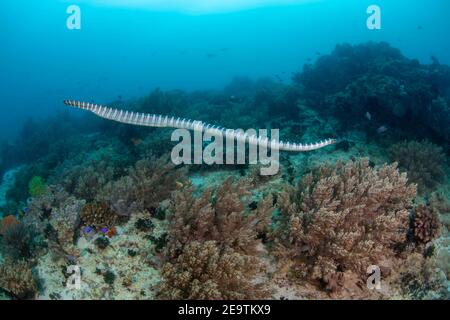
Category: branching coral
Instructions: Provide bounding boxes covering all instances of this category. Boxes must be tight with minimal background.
[51,143,129,203]
[166,178,273,258]
[158,241,268,300]
[97,155,185,217]
[412,205,440,244]
[0,259,38,299]
[272,158,416,290]
[1,220,37,261]
[57,160,116,202]
[389,140,446,194]
[159,178,274,299]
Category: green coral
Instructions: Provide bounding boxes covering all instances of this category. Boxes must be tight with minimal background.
[28,176,46,197]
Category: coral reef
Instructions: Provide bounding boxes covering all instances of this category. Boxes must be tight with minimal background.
[80,202,116,229]
[389,140,446,194]
[412,205,440,244]
[35,211,161,300]
[0,41,448,300]
[95,236,110,249]
[158,241,268,300]
[45,141,132,203]
[97,156,185,217]
[0,168,22,211]
[394,252,449,300]
[1,220,37,261]
[294,42,450,144]
[2,165,48,215]
[0,215,19,235]
[0,259,38,299]
[429,97,450,142]
[159,179,274,299]
[50,198,85,255]
[166,178,273,258]
[272,158,417,290]
[28,176,46,198]
[57,158,117,202]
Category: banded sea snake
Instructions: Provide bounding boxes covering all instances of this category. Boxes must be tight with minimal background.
[64,100,336,152]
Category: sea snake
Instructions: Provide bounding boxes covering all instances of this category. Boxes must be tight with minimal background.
[64,100,336,152]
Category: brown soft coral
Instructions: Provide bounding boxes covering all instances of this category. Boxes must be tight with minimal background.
[166,178,273,258]
[97,155,185,217]
[158,241,268,300]
[272,158,416,289]
[159,178,274,299]
[413,205,440,244]
[389,140,446,194]
[0,259,38,299]
[57,160,117,202]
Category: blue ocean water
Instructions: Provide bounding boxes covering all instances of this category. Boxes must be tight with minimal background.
[1,0,449,139]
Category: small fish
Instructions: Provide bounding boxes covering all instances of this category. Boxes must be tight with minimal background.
[417,25,423,30]
[365,112,372,121]
[205,53,216,59]
[100,227,108,234]
[23,207,30,214]
[377,125,388,134]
